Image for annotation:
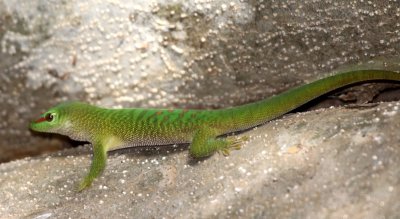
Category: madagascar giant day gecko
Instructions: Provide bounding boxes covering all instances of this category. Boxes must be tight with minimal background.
[30,70,400,191]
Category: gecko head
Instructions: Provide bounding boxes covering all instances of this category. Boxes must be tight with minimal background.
[30,101,85,134]
[30,101,95,141]
[30,107,64,134]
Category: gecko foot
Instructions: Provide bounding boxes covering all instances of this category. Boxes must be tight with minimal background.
[77,177,93,192]
[219,135,249,156]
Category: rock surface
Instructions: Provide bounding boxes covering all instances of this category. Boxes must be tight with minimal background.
[1,102,399,218]
[1,0,400,162]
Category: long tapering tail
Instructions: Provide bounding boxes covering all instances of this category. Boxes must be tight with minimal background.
[217,70,400,133]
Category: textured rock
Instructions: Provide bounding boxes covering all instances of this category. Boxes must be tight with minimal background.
[1,102,399,218]
[1,0,400,162]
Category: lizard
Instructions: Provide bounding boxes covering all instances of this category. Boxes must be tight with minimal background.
[30,69,400,191]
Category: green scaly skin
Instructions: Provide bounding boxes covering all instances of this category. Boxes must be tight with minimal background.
[30,70,400,191]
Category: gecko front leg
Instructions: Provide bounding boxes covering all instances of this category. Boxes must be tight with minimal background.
[78,140,107,191]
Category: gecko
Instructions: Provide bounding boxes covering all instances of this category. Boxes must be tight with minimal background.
[30,70,400,191]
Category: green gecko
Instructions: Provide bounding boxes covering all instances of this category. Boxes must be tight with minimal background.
[30,70,400,191]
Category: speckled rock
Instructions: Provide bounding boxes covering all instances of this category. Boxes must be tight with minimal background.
[1,0,400,162]
[1,102,399,218]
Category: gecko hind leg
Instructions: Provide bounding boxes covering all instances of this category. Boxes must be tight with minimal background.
[77,141,107,191]
[189,127,248,158]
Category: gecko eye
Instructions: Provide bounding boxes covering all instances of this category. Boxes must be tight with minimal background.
[45,113,54,122]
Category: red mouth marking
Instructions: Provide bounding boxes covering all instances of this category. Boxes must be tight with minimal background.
[35,117,47,123]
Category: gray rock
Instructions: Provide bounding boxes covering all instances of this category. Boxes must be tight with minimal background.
[1,102,399,218]
[1,0,400,162]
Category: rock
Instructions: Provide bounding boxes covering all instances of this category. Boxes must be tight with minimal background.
[1,0,400,162]
[1,102,399,218]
